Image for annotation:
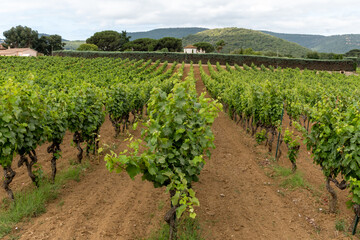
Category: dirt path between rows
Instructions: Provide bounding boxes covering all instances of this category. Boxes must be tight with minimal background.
[2,64,355,240]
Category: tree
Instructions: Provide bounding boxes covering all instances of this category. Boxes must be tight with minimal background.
[344,49,360,58]
[35,35,65,55]
[215,40,225,53]
[77,43,99,51]
[86,30,130,51]
[122,38,158,51]
[154,37,182,52]
[3,25,38,48]
[306,51,320,59]
[193,42,214,53]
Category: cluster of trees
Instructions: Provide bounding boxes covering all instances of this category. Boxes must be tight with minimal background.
[191,41,225,53]
[344,49,360,58]
[306,51,343,60]
[86,30,130,51]
[193,42,215,53]
[2,25,65,55]
[78,30,224,54]
[78,31,183,53]
[231,47,293,58]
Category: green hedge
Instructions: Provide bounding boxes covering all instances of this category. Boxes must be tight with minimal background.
[54,51,356,71]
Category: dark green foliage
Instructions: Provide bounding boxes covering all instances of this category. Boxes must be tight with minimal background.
[86,30,130,51]
[3,25,38,48]
[122,38,158,51]
[215,40,225,53]
[77,43,98,51]
[345,49,360,58]
[155,37,182,52]
[3,25,65,55]
[306,51,343,60]
[193,42,215,53]
[306,51,320,59]
[232,48,262,56]
[35,34,65,55]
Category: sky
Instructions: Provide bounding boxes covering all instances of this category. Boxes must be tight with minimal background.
[1,0,360,40]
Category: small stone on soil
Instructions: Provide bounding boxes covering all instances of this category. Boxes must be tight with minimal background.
[206,211,215,216]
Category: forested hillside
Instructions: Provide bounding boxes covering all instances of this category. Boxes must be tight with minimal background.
[262,30,360,53]
[128,27,208,40]
[183,28,310,57]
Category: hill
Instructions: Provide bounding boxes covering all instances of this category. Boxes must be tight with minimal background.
[62,40,85,50]
[260,31,325,49]
[61,28,208,50]
[183,28,311,57]
[261,31,360,54]
[128,27,208,40]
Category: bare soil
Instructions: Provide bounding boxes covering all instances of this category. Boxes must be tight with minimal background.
[1,64,356,240]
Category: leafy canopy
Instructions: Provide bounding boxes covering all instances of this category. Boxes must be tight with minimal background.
[3,25,65,55]
[105,78,222,218]
[155,37,182,52]
[3,25,38,48]
[77,43,99,51]
[86,30,130,51]
[122,38,158,51]
[193,42,215,53]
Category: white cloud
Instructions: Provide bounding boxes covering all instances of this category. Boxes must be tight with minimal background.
[0,0,360,40]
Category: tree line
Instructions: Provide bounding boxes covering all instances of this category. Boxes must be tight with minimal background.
[79,30,224,53]
[2,25,65,55]
[1,25,225,54]
[79,30,226,53]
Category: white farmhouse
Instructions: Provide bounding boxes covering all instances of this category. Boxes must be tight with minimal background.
[0,47,38,56]
[183,45,205,54]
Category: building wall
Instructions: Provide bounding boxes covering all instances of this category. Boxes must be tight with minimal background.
[184,48,197,54]
[0,48,38,56]
[19,49,37,56]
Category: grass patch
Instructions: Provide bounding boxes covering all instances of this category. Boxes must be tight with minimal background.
[0,162,90,238]
[158,200,165,211]
[335,218,347,232]
[145,217,204,240]
[273,166,308,190]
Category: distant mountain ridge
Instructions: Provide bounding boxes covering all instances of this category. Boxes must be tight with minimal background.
[261,30,360,54]
[3,27,358,54]
[183,27,310,57]
[128,27,208,40]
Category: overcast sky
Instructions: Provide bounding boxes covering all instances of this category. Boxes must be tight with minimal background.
[1,0,360,40]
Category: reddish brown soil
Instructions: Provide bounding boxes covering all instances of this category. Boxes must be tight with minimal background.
[1,64,356,240]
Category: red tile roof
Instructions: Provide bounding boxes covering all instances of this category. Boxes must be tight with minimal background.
[184,45,197,49]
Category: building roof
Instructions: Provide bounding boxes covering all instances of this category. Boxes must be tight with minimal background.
[0,44,6,50]
[184,45,197,49]
[0,48,37,55]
